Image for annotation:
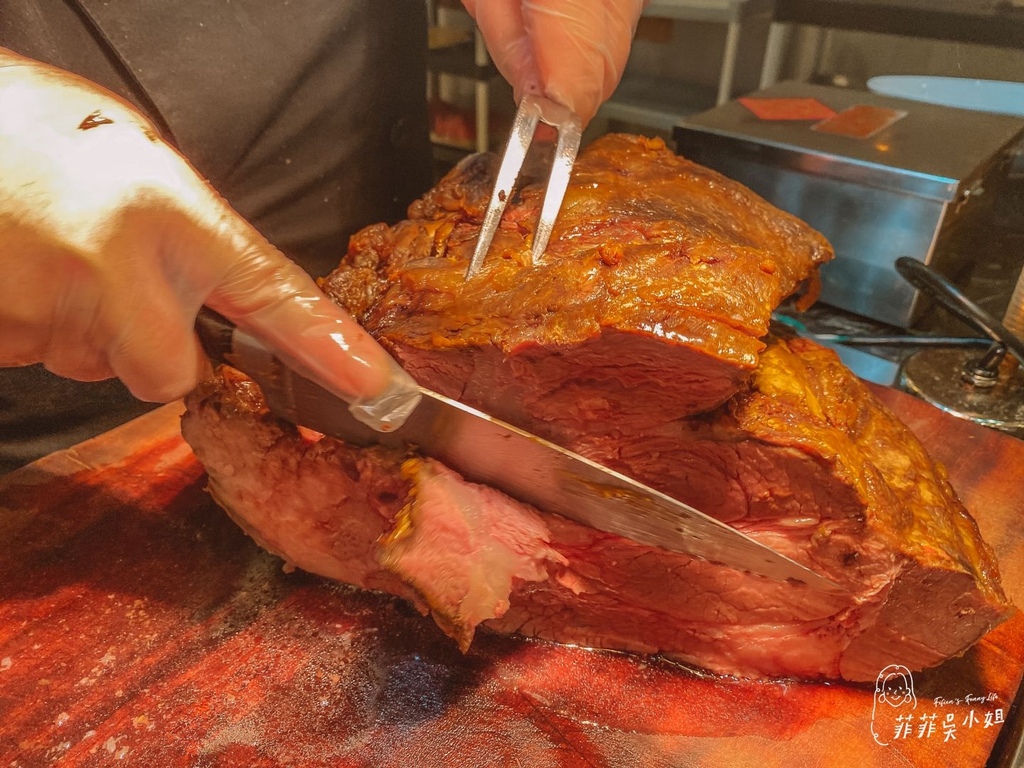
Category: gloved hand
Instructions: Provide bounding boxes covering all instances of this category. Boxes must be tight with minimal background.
[463,0,646,126]
[0,49,419,430]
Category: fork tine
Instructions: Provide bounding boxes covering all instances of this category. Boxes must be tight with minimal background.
[531,119,582,265]
[465,100,539,279]
[466,94,582,279]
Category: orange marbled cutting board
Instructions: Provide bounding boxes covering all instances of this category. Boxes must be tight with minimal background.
[0,389,1022,768]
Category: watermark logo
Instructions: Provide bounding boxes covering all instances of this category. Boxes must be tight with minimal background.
[871,664,917,746]
[870,664,1005,747]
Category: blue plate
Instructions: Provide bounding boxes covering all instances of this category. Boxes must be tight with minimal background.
[867,75,1024,117]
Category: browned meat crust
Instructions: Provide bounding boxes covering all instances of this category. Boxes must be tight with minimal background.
[323,134,833,422]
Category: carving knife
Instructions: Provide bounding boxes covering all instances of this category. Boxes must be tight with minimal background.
[195,308,837,591]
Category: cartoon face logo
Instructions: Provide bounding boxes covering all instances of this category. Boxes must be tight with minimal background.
[877,669,915,707]
[870,664,917,746]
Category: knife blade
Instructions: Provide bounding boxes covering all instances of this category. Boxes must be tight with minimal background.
[195,308,837,590]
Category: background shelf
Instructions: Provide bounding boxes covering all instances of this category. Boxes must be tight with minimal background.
[601,76,719,132]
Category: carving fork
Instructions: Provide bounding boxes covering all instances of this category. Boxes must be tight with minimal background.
[465,94,583,279]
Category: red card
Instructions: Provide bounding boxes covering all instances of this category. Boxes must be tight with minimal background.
[812,105,907,139]
[738,97,837,121]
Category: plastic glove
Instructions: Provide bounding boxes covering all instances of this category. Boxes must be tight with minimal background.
[463,0,645,126]
[0,49,419,430]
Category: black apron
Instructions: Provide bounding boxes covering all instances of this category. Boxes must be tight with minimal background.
[0,0,432,473]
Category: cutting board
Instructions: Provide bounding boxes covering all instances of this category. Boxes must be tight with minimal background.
[1,389,1022,768]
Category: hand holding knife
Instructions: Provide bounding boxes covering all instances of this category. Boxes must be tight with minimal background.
[195,308,838,591]
[192,78,836,593]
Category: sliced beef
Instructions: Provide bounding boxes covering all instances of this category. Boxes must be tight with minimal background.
[483,336,1012,682]
[380,459,567,652]
[182,335,1012,682]
[180,134,1011,682]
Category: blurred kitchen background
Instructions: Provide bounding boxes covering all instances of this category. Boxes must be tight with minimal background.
[426,0,1024,157]
[427,0,1024,435]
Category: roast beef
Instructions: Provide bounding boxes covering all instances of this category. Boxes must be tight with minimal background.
[324,134,831,429]
[181,134,1012,682]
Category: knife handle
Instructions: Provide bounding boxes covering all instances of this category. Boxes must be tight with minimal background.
[194,307,237,368]
[195,307,322,383]
[193,306,421,432]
